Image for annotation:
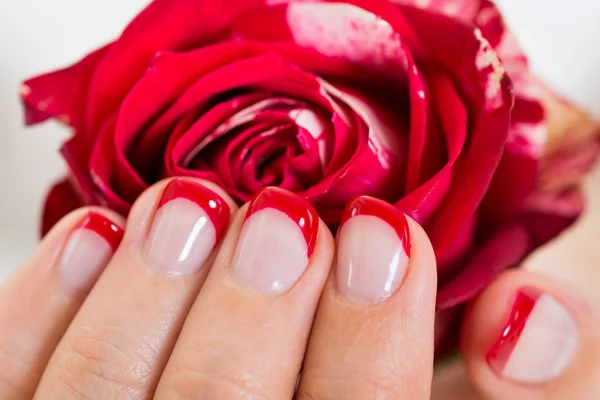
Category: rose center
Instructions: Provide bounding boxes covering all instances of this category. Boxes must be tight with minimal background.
[178,91,332,199]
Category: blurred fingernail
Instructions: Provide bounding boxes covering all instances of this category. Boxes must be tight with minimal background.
[487,288,579,384]
[144,179,230,275]
[336,196,410,303]
[59,212,123,292]
[232,187,318,294]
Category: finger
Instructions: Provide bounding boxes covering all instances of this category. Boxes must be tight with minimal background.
[461,269,600,400]
[0,208,124,399]
[297,196,438,400]
[155,187,335,399]
[34,178,237,399]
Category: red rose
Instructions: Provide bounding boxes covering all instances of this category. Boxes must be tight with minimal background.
[21,0,599,351]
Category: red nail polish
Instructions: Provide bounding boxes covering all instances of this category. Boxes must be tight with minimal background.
[77,212,124,252]
[486,288,542,374]
[340,196,410,256]
[158,179,230,240]
[246,187,318,257]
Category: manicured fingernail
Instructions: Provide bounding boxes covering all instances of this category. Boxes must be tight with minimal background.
[336,196,410,303]
[59,212,123,292]
[232,187,318,294]
[144,179,230,275]
[487,288,579,384]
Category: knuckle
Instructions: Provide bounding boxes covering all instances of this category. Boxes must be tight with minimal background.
[162,344,276,400]
[48,322,156,399]
[298,369,408,400]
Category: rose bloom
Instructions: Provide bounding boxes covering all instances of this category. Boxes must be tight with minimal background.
[21,0,599,352]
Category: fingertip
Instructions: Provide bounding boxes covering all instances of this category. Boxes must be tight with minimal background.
[460,270,600,399]
[297,200,438,399]
[25,206,125,271]
[124,178,239,246]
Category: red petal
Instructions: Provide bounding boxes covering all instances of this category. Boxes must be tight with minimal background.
[21,44,111,131]
[392,0,481,21]
[85,0,264,136]
[41,178,84,237]
[396,72,466,226]
[114,46,329,201]
[437,186,585,309]
[391,5,513,256]
[437,223,530,309]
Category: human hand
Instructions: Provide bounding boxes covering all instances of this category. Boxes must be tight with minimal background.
[0,179,597,399]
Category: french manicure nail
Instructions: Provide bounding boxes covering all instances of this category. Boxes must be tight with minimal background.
[486,288,579,384]
[144,179,230,275]
[59,212,123,292]
[336,196,410,303]
[232,187,318,294]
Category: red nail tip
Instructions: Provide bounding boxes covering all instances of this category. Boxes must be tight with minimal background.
[486,287,543,374]
[246,187,319,257]
[340,196,411,256]
[157,179,231,240]
[78,212,124,252]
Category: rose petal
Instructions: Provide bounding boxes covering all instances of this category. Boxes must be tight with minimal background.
[234,2,411,82]
[114,44,331,196]
[437,186,587,309]
[41,178,84,237]
[437,223,530,308]
[396,72,466,226]
[84,0,264,135]
[392,0,480,20]
[305,80,408,221]
[21,44,111,131]
[393,5,513,257]
[88,116,134,212]
[60,135,103,206]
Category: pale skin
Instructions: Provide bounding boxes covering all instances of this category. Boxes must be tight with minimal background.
[0,178,598,399]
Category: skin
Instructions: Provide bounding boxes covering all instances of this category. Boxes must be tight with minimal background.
[0,178,597,399]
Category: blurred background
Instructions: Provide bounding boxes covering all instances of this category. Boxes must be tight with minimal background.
[0,0,599,306]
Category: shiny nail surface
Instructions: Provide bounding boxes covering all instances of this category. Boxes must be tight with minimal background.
[144,179,230,275]
[336,196,410,303]
[59,212,123,292]
[232,187,318,294]
[487,288,579,383]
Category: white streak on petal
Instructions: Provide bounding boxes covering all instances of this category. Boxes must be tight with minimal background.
[183,97,302,165]
[318,78,404,170]
[474,28,506,109]
[289,108,325,138]
[287,2,408,71]
[290,108,329,166]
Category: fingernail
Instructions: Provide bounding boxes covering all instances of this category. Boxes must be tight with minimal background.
[144,179,230,275]
[486,288,579,384]
[232,187,318,294]
[59,212,123,292]
[336,196,410,303]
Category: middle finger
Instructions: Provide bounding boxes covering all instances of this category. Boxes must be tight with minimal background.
[155,187,335,399]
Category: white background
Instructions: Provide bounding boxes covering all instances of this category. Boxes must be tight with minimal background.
[0,0,599,304]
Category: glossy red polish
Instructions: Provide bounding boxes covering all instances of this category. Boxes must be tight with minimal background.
[340,196,410,255]
[232,187,318,294]
[245,187,318,257]
[77,211,124,252]
[486,288,541,373]
[157,178,230,240]
[59,212,123,292]
[144,179,231,275]
[485,287,579,383]
[336,196,411,303]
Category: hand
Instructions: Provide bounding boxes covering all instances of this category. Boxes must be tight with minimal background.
[0,179,598,399]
